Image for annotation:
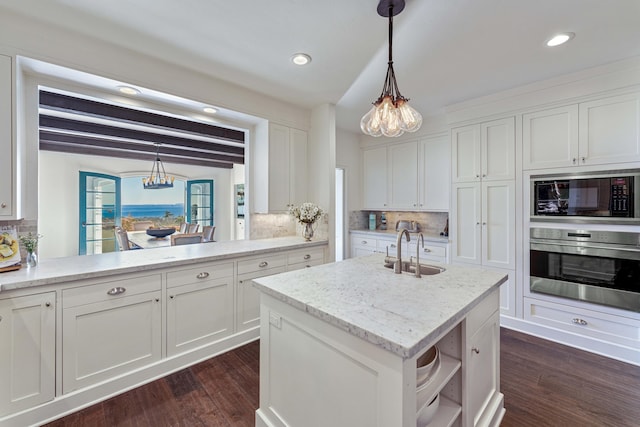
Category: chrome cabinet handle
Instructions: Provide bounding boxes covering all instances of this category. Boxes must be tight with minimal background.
[472,347,480,354]
[107,287,126,296]
[303,254,311,260]
[0,202,6,208]
[361,240,368,244]
[423,248,431,253]
[259,261,268,268]
[196,272,209,279]
[572,318,588,326]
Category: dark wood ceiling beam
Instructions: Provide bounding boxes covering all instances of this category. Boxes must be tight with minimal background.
[40,90,245,144]
[40,115,245,156]
[39,142,234,169]
[39,131,244,164]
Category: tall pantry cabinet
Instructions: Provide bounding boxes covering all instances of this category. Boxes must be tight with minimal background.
[0,54,13,218]
[451,117,516,316]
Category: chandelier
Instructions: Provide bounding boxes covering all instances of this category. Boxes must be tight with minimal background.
[142,143,174,189]
[360,0,422,137]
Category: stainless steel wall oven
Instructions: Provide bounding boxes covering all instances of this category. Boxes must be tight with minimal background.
[529,228,640,312]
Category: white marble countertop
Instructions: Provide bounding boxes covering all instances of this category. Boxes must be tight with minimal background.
[253,254,506,359]
[349,228,449,243]
[0,237,327,293]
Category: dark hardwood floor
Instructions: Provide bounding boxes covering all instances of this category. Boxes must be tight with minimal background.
[44,328,640,427]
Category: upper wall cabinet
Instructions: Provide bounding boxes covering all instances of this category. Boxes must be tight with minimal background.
[362,135,450,211]
[523,92,640,170]
[452,117,515,183]
[267,124,308,212]
[0,54,13,218]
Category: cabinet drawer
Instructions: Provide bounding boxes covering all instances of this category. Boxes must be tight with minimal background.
[351,236,377,249]
[287,257,325,271]
[524,298,640,348]
[63,274,162,308]
[166,262,234,288]
[237,254,286,275]
[377,239,397,253]
[287,247,325,265]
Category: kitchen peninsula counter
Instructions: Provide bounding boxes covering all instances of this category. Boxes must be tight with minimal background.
[254,254,507,427]
[0,236,327,293]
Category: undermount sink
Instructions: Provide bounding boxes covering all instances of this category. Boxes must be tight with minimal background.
[383,260,446,276]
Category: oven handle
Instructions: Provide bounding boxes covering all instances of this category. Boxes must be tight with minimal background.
[530,241,640,261]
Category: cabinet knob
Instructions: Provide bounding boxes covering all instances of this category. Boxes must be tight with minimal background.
[196,272,210,279]
[155,298,160,303]
[413,203,417,207]
[45,302,51,307]
[482,174,486,178]
[170,295,175,299]
[362,240,368,244]
[423,248,431,253]
[572,158,577,164]
[303,254,311,260]
[259,261,268,268]
[475,174,480,178]
[472,347,480,354]
[107,287,126,296]
[476,222,480,225]
[581,157,586,163]
[0,315,3,322]
[572,318,588,326]
[482,222,487,226]
[390,244,396,248]
[0,202,6,208]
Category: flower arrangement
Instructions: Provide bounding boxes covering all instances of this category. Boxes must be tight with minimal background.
[289,202,324,224]
[19,232,42,254]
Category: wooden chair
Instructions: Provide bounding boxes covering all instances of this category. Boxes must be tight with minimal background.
[170,233,203,246]
[115,227,140,251]
[132,221,155,231]
[179,222,189,233]
[202,225,216,242]
[188,223,200,233]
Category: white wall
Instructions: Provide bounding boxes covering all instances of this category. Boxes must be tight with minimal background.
[39,151,232,259]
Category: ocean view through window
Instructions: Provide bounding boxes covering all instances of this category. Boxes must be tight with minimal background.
[121,177,186,230]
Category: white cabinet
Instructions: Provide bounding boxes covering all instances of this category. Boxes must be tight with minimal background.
[268,124,308,212]
[362,135,450,211]
[0,292,55,416]
[0,54,13,218]
[286,247,326,271]
[350,234,378,257]
[452,181,515,270]
[523,92,640,170]
[166,262,234,357]
[465,307,501,427]
[452,117,515,183]
[388,141,419,209]
[523,104,579,169]
[419,134,450,211]
[236,254,287,332]
[62,274,162,393]
[362,146,389,209]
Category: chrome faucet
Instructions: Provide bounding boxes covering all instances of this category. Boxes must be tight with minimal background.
[394,228,411,273]
[415,233,425,278]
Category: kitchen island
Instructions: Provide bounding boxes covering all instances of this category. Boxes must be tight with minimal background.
[253,254,507,427]
[0,237,327,427]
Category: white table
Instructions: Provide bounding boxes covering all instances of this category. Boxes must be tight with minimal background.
[127,230,179,249]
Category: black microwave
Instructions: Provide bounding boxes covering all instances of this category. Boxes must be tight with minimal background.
[531,171,640,223]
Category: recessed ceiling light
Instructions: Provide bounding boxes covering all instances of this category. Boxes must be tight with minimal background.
[546,32,575,47]
[203,107,218,114]
[117,85,141,95]
[291,53,312,66]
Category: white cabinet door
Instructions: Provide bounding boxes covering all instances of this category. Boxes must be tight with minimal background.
[362,146,389,209]
[289,128,308,207]
[0,54,12,217]
[523,105,579,170]
[62,277,162,393]
[579,92,640,165]
[388,141,418,209]
[481,180,515,270]
[0,293,55,416]
[452,117,514,183]
[466,311,500,427]
[481,117,515,181]
[452,125,481,183]
[268,124,308,212]
[419,135,450,211]
[452,182,482,265]
[167,277,234,357]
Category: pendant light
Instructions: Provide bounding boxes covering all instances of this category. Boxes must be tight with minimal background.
[361,0,422,137]
[142,143,174,189]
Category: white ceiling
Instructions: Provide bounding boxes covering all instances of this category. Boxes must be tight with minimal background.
[1,0,640,133]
